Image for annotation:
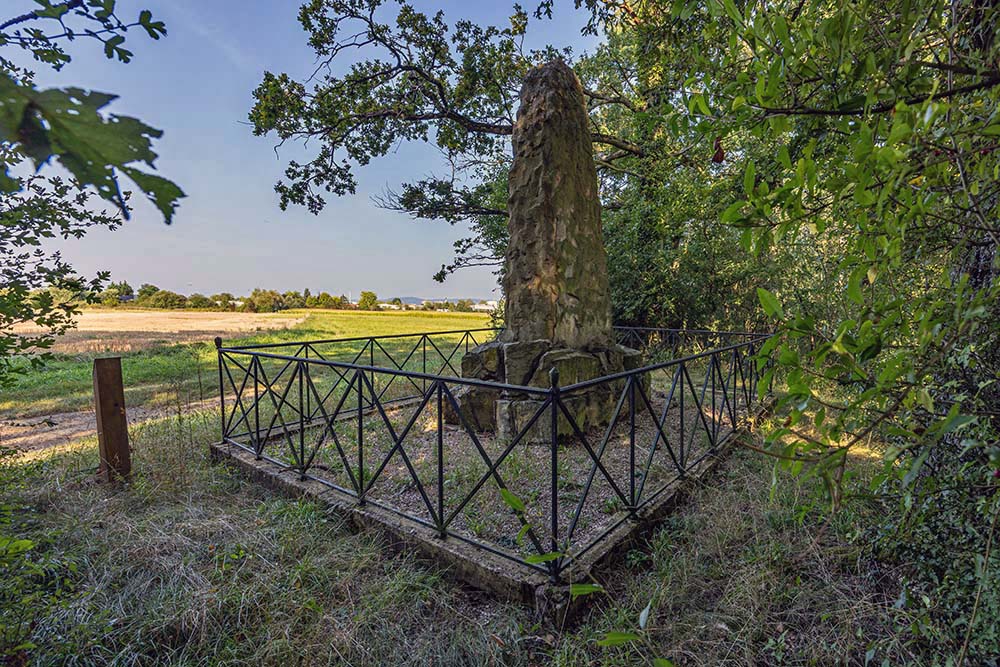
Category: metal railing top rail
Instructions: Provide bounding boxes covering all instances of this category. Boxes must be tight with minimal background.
[215,328,773,396]
[224,327,501,350]
[615,325,768,336]
[221,325,765,352]
[216,345,554,397]
[561,333,773,393]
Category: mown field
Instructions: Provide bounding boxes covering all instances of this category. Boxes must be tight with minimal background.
[2,309,490,419]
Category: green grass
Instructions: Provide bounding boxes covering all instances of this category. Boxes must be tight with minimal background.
[0,412,917,666]
[2,310,489,419]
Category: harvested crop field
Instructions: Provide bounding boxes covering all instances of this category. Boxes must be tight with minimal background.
[12,310,307,354]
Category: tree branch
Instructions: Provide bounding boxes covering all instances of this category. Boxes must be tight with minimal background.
[761,77,1000,117]
[0,0,84,32]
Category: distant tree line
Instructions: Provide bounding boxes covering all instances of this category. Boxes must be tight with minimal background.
[76,282,486,314]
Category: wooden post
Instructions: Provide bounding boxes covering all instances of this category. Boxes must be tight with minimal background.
[93,357,131,482]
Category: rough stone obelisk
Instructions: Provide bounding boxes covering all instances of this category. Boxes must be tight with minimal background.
[447,60,641,438]
[504,59,614,350]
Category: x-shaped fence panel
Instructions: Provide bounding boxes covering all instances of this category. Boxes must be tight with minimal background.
[217,328,771,581]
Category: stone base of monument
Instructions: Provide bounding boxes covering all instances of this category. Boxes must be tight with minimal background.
[443,339,645,442]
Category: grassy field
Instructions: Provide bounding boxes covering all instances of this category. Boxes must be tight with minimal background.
[2,310,490,419]
[1,309,920,665]
[1,410,914,666]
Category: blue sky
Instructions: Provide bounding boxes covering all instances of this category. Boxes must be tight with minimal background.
[14,0,598,300]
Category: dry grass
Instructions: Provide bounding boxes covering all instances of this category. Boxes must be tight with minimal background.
[2,310,489,421]
[264,394,732,562]
[0,407,914,666]
[13,310,306,354]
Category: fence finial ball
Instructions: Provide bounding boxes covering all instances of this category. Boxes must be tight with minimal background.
[214,336,223,348]
[549,366,560,388]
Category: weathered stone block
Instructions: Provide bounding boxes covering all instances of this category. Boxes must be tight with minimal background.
[496,395,592,443]
[618,344,650,395]
[502,339,550,386]
[619,345,643,372]
[442,384,499,431]
[461,340,504,380]
[528,349,604,388]
[448,62,651,442]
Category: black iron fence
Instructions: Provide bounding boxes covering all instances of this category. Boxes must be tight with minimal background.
[216,327,772,582]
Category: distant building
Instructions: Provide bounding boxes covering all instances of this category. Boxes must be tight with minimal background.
[471,300,498,312]
[118,294,135,303]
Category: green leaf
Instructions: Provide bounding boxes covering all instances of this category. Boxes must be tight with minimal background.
[596,631,641,647]
[569,583,604,598]
[940,414,977,434]
[0,75,184,223]
[525,551,561,564]
[499,488,525,513]
[721,200,745,223]
[104,35,122,58]
[757,288,783,318]
[887,121,911,145]
[722,0,742,24]
[773,15,790,44]
[653,660,676,667]
[0,537,35,556]
[121,166,185,224]
[847,267,865,305]
[777,145,791,170]
[743,161,756,196]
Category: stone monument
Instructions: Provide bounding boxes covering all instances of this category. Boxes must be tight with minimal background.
[446,60,642,440]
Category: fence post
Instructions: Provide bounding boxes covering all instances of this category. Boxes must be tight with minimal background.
[93,357,131,482]
[549,366,560,583]
[215,337,225,444]
[357,369,365,504]
[628,375,636,512]
[253,356,261,459]
[298,361,306,480]
[436,381,445,538]
[679,360,686,474]
[369,339,375,409]
[304,345,311,423]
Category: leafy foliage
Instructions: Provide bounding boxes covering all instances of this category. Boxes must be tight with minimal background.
[0,0,181,221]
[0,449,76,661]
[619,0,1000,660]
[0,0,181,386]
[357,290,379,311]
[0,145,117,384]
